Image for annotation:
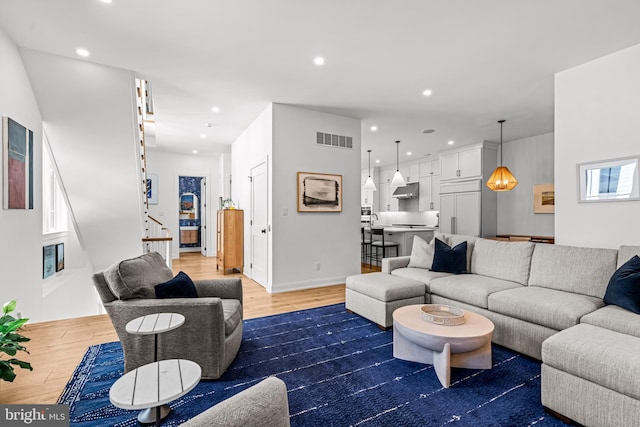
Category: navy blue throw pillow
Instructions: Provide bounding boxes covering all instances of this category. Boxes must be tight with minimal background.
[431,238,468,274]
[603,255,640,314]
[154,271,198,299]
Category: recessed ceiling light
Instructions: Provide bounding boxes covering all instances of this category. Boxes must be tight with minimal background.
[422,89,432,97]
[205,122,214,127]
[99,0,112,3]
[422,129,435,134]
[76,48,90,57]
[211,106,220,113]
[375,159,380,164]
[370,126,378,132]
[313,56,325,66]
[407,152,412,156]
[448,140,454,145]
[192,150,198,154]
[200,134,206,139]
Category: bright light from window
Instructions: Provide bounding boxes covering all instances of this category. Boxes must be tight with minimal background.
[42,141,68,233]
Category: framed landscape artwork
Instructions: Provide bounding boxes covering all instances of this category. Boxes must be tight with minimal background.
[56,243,65,272]
[533,184,555,214]
[43,245,55,279]
[297,172,342,212]
[3,116,34,210]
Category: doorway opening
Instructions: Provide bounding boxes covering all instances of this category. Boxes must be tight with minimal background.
[178,175,207,254]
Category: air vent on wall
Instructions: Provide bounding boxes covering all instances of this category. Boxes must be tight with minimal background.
[316,132,353,149]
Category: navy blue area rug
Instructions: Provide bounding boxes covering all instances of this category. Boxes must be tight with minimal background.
[59,304,564,426]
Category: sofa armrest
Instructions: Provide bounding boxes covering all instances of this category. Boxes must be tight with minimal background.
[104,297,227,327]
[382,256,410,273]
[194,278,243,303]
[180,377,290,427]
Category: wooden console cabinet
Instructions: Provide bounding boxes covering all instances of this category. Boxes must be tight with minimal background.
[216,209,243,274]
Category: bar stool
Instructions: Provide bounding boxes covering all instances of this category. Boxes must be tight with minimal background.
[361,227,372,264]
[370,227,399,266]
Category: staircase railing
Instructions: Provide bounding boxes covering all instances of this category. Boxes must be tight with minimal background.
[143,215,172,268]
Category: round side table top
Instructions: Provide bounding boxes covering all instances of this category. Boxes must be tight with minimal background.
[110,359,201,410]
[393,304,494,339]
[126,312,185,335]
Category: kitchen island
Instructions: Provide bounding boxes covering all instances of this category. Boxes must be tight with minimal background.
[363,225,436,258]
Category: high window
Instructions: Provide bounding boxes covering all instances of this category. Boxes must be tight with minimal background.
[42,141,68,233]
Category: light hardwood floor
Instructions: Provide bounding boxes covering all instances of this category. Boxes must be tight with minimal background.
[0,253,371,404]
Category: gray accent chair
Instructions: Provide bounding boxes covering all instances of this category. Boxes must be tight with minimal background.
[180,377,290,427]
[92,252,243,380]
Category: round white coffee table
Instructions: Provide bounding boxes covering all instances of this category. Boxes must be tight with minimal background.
[393,304,494,388]
[110,359,201,427]
[125,312,185,423]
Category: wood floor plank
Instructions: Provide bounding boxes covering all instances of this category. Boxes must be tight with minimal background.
[0,253,354,404]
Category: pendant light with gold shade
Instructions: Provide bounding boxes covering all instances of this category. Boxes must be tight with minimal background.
[363,149,377,191]
[486,120,518,191]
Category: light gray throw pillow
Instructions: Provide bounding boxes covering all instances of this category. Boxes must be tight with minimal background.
[407,235,435,269]
[104,252,173,300]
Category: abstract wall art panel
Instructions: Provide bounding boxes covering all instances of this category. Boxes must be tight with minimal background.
[3,117,34,210]
[297,171,342,212]
[43,245,55,279]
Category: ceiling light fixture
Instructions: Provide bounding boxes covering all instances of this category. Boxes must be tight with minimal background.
[205,122,214,127]
[370,125,378,132]
[448,140,454,145]
[211,106,220,113]
[407,151,412,156]
[313,56,325,66]
[99,0,113,3]
[363,150,377,191]
[422,89,432,96]
[192,150,198,154]
[200,134,206,139]
[76,48,90,57]
[486,120,518,192]
[422,129,435,134]
[375,160,380,164]
[390,140,406,187]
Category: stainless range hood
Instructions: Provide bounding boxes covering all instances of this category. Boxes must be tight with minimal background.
[392,182,419,199]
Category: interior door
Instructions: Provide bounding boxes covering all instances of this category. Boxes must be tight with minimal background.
[200,177,207,256]
[251,161,268,287]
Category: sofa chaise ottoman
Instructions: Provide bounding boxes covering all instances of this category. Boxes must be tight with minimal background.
[345,272,425,329]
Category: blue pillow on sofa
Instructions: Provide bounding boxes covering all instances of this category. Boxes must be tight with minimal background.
[431,238,468,274]
[154,271,198,299]
[603,255,640,314]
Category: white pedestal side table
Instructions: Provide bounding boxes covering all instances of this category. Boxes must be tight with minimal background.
[124,312,186,424]
[393,304,494,388]
[110,359,201,427]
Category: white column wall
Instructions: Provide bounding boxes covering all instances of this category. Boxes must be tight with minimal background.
[271,103,361,292]
[555,43,640,248]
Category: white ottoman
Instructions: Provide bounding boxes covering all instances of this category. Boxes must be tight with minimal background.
[345,272,426,329]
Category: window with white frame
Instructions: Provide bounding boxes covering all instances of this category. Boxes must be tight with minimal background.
[42,142,68,233]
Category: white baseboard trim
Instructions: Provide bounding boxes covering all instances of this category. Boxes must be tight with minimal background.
[271,275,347,294]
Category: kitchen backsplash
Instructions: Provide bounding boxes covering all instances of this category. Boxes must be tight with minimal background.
[375,211,439,227]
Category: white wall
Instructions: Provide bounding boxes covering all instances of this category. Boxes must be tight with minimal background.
[146,150,221,258]
[498,132,554,237]
[231,104,273,287]
[20,48,143,271]
[271,104,361,292]
[555,43,640,248]
[0,28,98,323]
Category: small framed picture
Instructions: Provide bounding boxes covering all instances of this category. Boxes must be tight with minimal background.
[43,245,55,279]
[56,243,65,272]
[146,173,159,205]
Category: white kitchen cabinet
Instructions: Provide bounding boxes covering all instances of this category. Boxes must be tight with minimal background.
[403,231,435,255]
[379,182,398,212]
[439,191,481,236]
[405,163,420,183]
[419,159,440,177]
[440,146,482,181]
[419,174,440,211]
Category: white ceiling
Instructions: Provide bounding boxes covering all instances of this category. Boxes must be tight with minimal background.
[2,0,640,168]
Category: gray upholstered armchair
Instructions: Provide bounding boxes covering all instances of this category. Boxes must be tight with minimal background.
[92,252,243,380]
[180,377,290,427]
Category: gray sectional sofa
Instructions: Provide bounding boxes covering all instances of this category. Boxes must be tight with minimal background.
[362,233,640,427]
